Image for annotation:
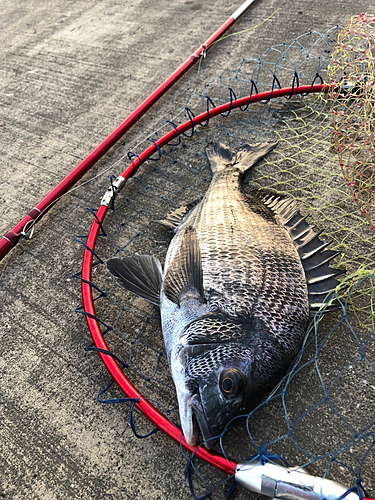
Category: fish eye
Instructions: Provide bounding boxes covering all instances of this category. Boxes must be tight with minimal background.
[220,369,244,398]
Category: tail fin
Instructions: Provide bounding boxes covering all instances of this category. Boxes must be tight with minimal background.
[206,141,277,174]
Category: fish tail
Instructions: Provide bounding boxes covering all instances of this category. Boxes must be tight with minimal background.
[206,141,277,174]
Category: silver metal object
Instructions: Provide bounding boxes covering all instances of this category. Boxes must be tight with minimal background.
[235,461,359,500]
[20,217,38,240]
[100,176,127,207]
[232,0,258,20]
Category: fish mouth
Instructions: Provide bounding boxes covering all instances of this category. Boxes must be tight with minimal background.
[172,341,219,449]
[187,393,214,449]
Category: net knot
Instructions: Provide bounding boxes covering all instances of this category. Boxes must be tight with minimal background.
[248,441,290,467]
[336,478,369,500]
[127,151,142,172]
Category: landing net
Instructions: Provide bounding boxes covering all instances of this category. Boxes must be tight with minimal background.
[75,23,375,499]
[329,13,375,230]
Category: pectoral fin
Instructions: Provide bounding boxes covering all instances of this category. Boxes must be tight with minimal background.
[163,226,205,306]
[155,198,201,231]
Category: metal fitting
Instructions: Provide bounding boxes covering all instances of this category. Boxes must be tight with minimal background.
[235,461,359,500]
[100,176,127,207]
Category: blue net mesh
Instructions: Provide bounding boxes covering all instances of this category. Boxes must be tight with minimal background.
[75,26,375,499]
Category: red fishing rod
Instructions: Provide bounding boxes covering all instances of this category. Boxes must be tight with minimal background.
[0,0,257,262]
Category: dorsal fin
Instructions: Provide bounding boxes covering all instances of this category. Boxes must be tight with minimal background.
[261,193,344,315]
[163,226,205,306]
[106,255,163,306]
[206,141,277,174]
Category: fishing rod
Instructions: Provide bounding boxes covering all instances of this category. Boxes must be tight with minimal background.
[0,0,257,262]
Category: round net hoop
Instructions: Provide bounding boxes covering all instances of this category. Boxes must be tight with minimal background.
[81,83,329,473]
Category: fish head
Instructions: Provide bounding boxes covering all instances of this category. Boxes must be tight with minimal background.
[171,314,288,449]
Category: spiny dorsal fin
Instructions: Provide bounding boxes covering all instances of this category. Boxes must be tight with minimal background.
[260,192,344,315]
[206,141,277,174]
[155,198,201,231]
[106,255,163,307]
[163,226,205,306]
[261,194,297,224]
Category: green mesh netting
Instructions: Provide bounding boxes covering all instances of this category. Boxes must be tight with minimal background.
[329,13,375,230]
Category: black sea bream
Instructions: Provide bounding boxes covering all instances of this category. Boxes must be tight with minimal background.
[107,141,342,448]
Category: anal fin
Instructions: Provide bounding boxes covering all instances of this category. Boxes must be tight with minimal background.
[155,199,201,231]
[163,226,205,306]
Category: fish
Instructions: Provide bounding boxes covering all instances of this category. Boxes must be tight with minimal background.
[106,141,343,449]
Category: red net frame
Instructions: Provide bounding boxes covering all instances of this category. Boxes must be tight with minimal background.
[80,84,330,477]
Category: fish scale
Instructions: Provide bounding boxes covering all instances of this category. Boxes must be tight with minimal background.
[167,160,308,351]
[170,168,265,318]
[106,140,343,448]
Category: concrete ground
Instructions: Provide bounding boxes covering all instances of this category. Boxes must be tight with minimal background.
[0,1,374,499]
